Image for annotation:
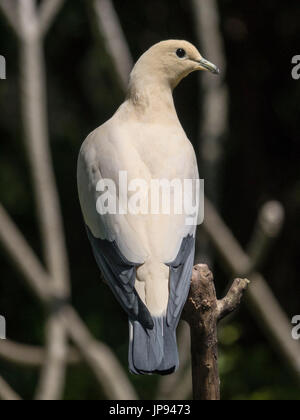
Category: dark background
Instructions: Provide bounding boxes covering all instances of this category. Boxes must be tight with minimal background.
[0,0,299,400]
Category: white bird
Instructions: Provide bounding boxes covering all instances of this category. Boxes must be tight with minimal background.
[77,40,219,375]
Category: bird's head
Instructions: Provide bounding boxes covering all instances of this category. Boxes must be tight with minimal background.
[130,40,220,90]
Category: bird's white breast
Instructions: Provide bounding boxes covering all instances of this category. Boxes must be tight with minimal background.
[78,104,199,265]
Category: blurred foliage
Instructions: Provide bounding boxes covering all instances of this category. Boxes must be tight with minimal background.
[0,0,299,400]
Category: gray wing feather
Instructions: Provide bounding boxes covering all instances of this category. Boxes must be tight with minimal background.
[167,235,195,327]
[86,226,154,329]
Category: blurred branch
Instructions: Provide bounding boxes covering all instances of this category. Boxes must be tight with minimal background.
[0,0,21,37]
[35,316,68,400]
[0,200,66,399]
[247,201,285,272]
[192,3,293,382]
[92,0,133,91]
[17,0,70,400]
[192,0,228,266]
[18,0,70,300]
[0,202,138,399]
[0,199,137,399]
[182,265,249,400]
[0,375,22,401]
[60,306,138,400]
[0,339,80,367]
[204,198,300,380]
[38,0,65,37]
[0,204,53,302]
[192,0,228,175]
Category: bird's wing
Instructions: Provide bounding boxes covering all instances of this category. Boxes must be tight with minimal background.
[167,234,195,327]
[77,128,154,329]
[86,227,154,329]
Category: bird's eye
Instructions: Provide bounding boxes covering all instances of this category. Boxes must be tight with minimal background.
[176,48,186,59]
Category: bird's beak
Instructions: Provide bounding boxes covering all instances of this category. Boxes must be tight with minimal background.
[197,58,220,75]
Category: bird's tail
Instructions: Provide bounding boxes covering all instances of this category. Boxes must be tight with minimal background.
[128,316,179,375]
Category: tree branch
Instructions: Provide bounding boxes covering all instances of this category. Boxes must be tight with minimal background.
[192,0,229,266]
[91,0,133,91]
[35,316,68,400]
[192,0,228,178]
[0,203,137,399]
[182,264,249,400]
[18,0,70,298]
[204,198,300,380]
[0,204,53,302]
[247,201,285,272]
[217,278,250,321]
[60,306,138,400]
[38,0,65,37]
[0,375,22,401]
[0,0,21,37]
[0,339,80,367]
[16,0,70,400]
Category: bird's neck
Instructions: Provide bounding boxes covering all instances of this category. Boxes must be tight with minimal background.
[126,75,178,123]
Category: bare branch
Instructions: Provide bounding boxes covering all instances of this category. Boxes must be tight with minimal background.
[0,375,22,401]
[0,204,68,399]
[204,198,300,380]
[247,201,285,272]
[192,0,228,203]
[0,0,21,37]
[35,316,69,400]
[182,265,249,400]
[60,306,138,400]
[0,339,80,367]
[0,340,45,366]
[0,205,137,399]
[38,0,65,37]
[217,278,250,320]
[18,0,70,298]
[159,275,249,401]
[17,0,40,40]
[17,0,70,400]
[191,0,229,271]
[182,264,220,400]
[0,204,53,302]
[92,0,133,91]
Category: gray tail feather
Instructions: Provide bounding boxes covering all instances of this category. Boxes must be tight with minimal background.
[128,316,179,375]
